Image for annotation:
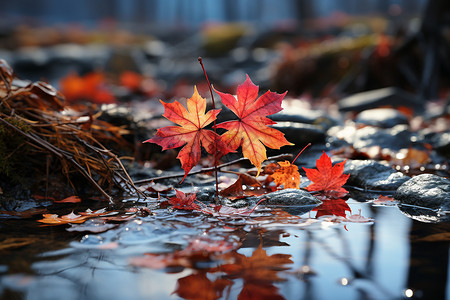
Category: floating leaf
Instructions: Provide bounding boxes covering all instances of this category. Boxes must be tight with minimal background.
[37,212,87,225]
[169,190,200,211]
[53,196,82,203]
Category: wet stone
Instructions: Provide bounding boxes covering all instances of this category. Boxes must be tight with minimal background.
[272,122,326,146]
[269,109,339,130]
[339,87,423,112]
[351,125,412,150]
[251,189,322,206]
[355,108,409,128]
[427,131,450,158]
[398,205,450,223]
[344,160,409,190]
[394,174,450,211]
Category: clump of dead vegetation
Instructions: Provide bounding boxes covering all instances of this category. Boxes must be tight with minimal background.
[0,59,141,202]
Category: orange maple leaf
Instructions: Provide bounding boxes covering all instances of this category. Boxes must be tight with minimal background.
[214,75,293,176]
[270,161,300,189]
[144,87,232,182]
[302,151,350,193]
[37,212,87,225]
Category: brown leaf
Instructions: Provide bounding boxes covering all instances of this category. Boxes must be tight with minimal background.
[174,272,232,300]
[219,173,262,198]
[53,196,82,203]
[219,243,292,283]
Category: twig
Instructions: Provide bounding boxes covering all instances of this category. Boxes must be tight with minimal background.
[134,153,293,185]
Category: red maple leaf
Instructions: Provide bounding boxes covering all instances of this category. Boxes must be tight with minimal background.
[144,87,232,182]
[214,75,292,176]
[169,190,200,210]
[302,151,350,193]
[313,198,351,218]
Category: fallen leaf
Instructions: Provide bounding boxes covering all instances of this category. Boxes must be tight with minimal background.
[373,195,397,206]
[269,160,300,189]
[53,196,82,203]
[144,87,232,182]
[119,71,142,91]
[169,190,200,211]
[219,173,262,198]
[215,75,292,176]
[393,147,430,169]
[79,208,117,217]
[302,151,350,194]
[37,212,87,225]
[59,71,115,104]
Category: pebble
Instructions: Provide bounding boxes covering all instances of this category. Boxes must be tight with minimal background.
[394,174,450,211]
[339,87,423,112]
[344,160,409,190]
[355,108,409,128]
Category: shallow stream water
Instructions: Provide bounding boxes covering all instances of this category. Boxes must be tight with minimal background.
[0,191,448,300]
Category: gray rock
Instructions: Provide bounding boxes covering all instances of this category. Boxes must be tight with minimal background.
[398,205,450,223]
[429,131,450,158]
[253,189,322,215]
[394,174,450,210]
[355,108,409,128]
[351,125,412,150]
[272,122,326,146]
[252,188,322,206]
[269,109,339,130]
[339,87,423,112]
[220,189,321,215]
[344,160,409,190]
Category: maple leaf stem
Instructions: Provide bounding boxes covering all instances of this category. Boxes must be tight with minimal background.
[292,143,311,164]
[198,57,219,201]
[133,153,293,185]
